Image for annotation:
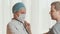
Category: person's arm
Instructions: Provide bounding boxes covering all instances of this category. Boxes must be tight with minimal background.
[7,23,22,34]
[43,32,49,34]
[43,28,54,34]
[24,21,32,34]
[7,24,12,34]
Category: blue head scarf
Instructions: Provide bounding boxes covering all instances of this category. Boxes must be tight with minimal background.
[12,2,25,13]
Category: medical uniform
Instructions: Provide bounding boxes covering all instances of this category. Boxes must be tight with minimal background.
[7,2,29,34]
[7,19,29,34]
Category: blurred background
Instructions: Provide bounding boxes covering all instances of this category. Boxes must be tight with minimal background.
[0,0,60,34]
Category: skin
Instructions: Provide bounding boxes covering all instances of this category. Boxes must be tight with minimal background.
[49,5,60,21]
[44,5,60,34]
[24,21,32,34]
[13,8,26,19]
[7,8,32,34]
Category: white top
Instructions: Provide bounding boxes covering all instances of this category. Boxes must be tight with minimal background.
[8,19,28,34]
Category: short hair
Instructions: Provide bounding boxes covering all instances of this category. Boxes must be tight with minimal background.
[51,1,60,11]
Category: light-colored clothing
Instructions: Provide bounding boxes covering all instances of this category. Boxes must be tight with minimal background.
[48,21,60,34]
[7,19,28,34]
[53,21,60,34]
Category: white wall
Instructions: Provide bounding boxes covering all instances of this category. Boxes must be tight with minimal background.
[31,0,39,34]
[0,0,2,34]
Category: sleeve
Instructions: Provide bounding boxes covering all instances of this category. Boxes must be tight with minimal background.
[53,26,60,34]
[7,23,12,34]
[47,28,54,34]
[7,23,21,34]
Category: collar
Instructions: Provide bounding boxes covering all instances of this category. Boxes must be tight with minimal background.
[12,18,24,23]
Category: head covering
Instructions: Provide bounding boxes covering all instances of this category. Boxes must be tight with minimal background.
[12,2,25,13]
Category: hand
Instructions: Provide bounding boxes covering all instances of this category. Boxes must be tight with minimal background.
[24,21,32,34]
[43,32,48,34]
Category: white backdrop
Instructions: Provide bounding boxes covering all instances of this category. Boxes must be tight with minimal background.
[0,0,2,34]
[1,0,60,34]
